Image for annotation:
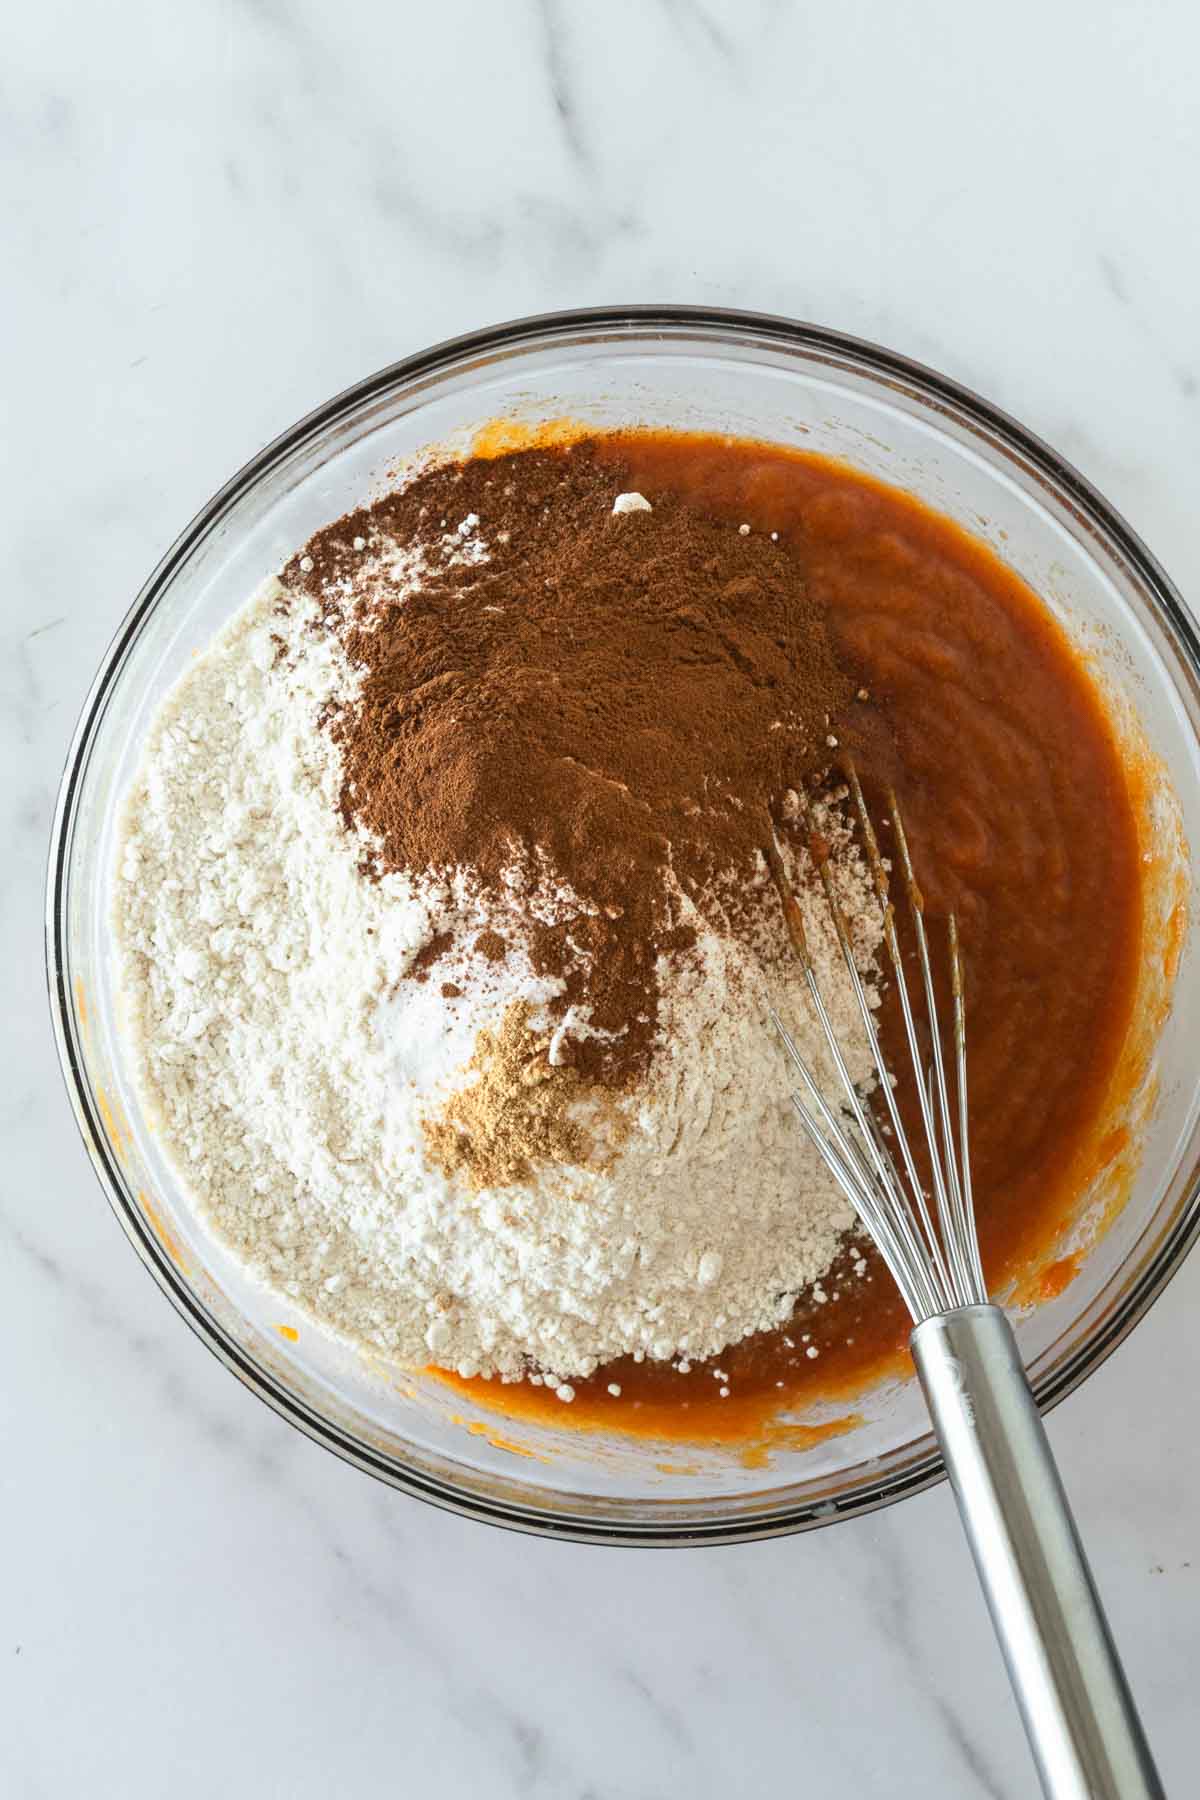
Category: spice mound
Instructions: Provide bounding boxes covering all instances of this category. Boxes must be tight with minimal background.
[115,439,881,1392]
[304,446,858,1087]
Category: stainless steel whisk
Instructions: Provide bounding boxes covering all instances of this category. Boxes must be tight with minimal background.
[771,765,1163,1800]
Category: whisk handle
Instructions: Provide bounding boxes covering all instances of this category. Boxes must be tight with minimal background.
[911,1304,1163,1800]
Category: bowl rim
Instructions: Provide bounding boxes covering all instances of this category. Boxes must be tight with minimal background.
[45,303,1200,1545]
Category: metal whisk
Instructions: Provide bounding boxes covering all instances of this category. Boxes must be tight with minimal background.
[772,766,1163,1800]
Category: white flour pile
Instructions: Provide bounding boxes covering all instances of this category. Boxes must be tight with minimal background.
[114,518,884,1390]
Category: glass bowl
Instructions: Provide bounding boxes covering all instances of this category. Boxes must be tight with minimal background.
[47,307,1200,1544]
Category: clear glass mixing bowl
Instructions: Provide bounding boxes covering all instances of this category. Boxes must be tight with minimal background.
[47,307,1200,1544]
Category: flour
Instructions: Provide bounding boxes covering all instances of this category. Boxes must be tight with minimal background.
[115,564,884,1387]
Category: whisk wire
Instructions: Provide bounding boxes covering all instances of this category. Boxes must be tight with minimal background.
[785,1065,942,1318]
[773,764,988,1322]
[889,800,976,1309]
[800,784,958,1306]
[774,1009,942,1318]
[949,914,986,1297]
[767,832,915,1226]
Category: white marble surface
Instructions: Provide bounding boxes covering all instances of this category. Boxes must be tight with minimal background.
[6,2,1200,1793]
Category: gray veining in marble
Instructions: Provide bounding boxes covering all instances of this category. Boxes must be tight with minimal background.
[5,1,1199,1794]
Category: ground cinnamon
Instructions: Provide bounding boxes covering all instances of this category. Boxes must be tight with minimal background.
[285,440,855,1087]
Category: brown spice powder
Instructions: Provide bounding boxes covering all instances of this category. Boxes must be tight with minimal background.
[286,439,857,1091]
[422,1003,629,1190]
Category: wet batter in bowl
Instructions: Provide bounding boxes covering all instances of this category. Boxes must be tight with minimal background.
[114,427,1146,1442]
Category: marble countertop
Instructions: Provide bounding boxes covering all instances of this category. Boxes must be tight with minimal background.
[7,3,1199,1794]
